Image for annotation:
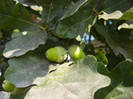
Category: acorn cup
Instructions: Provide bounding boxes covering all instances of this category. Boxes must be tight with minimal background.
[46,46,67,63]
[68,45,85,60]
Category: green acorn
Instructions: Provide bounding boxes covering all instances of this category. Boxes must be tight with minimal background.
[68,45,85,60]
[46,46,67,63]
[2,80,15,92]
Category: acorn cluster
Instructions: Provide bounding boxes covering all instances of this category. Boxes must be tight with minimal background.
[46,45,85,63]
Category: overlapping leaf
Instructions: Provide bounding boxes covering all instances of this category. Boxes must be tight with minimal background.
[102,0,133,13]
[56,8,95,39]
[119,7,133,21]
[94,60,133,99]
[37,0,71,23]
[16,56,110,99]
[3,30,47,58]
[1,0,133,99]
[59,0,88,20]
[99,7,133,21]
[118,23,133,30]
[94,22,133,60]
[0,0,40,32]
[4,53,50,87]
[99,11,123,20]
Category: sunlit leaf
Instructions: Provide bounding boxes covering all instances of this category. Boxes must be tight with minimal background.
[21,56,110,99]
[99,11,123,20]
[3,30,47,58]
[118,23,133,30]
[99,7,133,21]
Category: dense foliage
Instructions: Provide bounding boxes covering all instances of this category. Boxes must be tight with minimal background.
[0,0,133,99]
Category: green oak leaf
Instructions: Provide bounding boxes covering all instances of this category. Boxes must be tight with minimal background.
[56,8,95,39]
[94,22,133,61]
[0,0,41,32]
[15,55,110,99]
[3,30,47,58]
[4,53,50,87]
[94,60,133,99]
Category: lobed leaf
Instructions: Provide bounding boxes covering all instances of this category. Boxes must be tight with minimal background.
[4,53,50,87]
[94,60,133,99]
[19,55,110,99]
[3,30,47,58]
[94,22,133,61]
